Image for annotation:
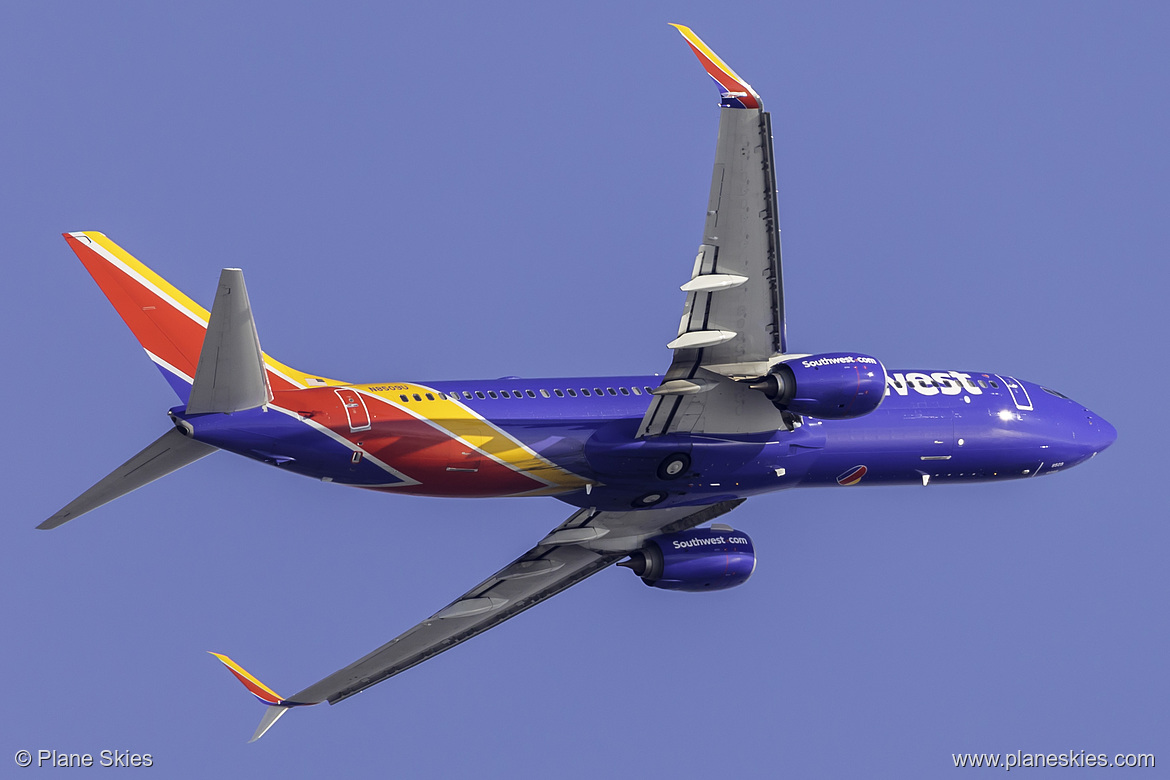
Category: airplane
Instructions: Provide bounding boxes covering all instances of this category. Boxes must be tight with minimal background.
[41,25,1116,742]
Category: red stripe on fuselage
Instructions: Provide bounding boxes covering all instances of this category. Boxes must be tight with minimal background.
[276,388,546,497]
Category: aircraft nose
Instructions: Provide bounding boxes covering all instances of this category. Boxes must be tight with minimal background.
[1079,409,1117,456]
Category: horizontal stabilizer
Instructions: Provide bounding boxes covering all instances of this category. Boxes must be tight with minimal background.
[38,429,216,529]
[186,268,273,415]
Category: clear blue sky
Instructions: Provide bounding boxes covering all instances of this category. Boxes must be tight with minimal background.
[3,2,1165,777]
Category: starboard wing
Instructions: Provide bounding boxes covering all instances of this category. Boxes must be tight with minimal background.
[640,26,787,437]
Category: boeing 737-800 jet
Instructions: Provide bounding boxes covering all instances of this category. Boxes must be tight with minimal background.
[41,25,1115,741]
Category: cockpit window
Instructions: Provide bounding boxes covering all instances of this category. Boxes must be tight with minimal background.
[1042,387,1070,399]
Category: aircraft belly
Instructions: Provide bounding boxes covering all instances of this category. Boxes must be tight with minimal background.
[796,403,956,486]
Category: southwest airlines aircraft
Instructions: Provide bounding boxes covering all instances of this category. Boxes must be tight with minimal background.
[42,26,1115,741]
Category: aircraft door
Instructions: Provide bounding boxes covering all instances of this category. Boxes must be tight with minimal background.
[996,375,1033,411]
[334,389,372,432]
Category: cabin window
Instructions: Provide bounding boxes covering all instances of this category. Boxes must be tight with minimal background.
[475,391,485,399]
[425,393,434,401]
[554,389,565,397]
[500,390,511,398]
[413,393,422,401]
[488,391,498,399]
[619,387,630,395]
[595,388,604,396]
[989,380,999,388]
[644,386,653,394]
[399,394,409,402]
[540,389,550,398]
[977,380,987,388]
[631,387,642,395]
[581,389,591,397]
[526,390,536,398]
[568,389,578,397]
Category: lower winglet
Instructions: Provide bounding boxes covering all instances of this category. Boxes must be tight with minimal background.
[249,705,291,743]
[210,652,312,742]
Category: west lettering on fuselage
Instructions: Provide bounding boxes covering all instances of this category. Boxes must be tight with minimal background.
[886,370,982,396]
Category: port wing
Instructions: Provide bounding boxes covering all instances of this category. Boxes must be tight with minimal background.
[216,500,742,739]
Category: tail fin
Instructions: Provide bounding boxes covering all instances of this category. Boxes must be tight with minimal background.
[63,232,338,400]
[210,652,314,742]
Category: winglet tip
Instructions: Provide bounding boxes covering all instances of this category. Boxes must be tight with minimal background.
[211,652,300,741]
[210,651,286,705]
[669,24,762,109]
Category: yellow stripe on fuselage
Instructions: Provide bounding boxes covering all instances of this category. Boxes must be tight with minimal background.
[359,384,592,490]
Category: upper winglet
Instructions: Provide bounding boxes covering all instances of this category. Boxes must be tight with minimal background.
[210,652,314,742]
[670,24,762,109]
[210,652,286,705]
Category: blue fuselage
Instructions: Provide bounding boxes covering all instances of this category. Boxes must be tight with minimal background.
[177,369,1116,513]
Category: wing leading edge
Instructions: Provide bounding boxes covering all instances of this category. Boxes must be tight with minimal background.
[640,26,787,438]
[214,500,743,740]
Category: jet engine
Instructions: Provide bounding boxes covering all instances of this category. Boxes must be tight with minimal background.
[749,352,886,419]
[619,526,755,592]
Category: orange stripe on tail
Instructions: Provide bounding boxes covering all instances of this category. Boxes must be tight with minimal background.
[65,232,210,384]
[63,231,344,397]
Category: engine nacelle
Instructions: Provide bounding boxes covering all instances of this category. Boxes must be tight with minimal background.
[750,352,886,419]
[620,527,755,592]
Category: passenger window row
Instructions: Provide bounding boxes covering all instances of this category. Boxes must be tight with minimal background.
[396,386,656,403]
